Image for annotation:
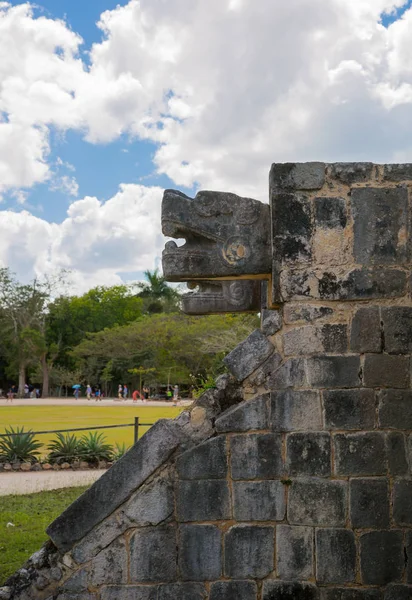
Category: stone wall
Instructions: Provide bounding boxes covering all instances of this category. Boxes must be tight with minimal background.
[3,162,412,599]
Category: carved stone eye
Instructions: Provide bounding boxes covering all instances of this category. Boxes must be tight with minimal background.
[221,237,251,265]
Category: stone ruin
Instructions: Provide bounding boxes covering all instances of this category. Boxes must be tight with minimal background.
[2,162,412,599]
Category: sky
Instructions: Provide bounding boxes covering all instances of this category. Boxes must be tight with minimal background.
[1,0,412,292]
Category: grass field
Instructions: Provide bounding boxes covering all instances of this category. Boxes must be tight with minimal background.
[0,486,88,584]
[0,405,185,455]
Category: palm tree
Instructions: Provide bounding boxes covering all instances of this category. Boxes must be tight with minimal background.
[137,270,180,313]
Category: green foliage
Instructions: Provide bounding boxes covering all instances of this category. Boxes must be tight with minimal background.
[137,269,180,314]
[79,431,113,464]
[111,442,130,461]
[191,373,217,398]
[0,427,42,463]
[47,432,83,464]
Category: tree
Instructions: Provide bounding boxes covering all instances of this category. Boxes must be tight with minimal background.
[137,269,180,313]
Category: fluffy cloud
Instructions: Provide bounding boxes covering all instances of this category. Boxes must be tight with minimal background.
[2,0,412,287]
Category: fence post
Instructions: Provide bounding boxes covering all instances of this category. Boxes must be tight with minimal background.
[134,417,140,444]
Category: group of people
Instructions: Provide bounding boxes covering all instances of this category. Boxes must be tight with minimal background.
[3,384,41,402]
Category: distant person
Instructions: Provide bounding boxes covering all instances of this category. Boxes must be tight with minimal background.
[143,386,149,401]
[35,388,40,399]
[123,384,128,400]
[173,385,179,406]
[166,388,173,402]
[95,387,101,401]
[86,384,92,401]
[132,389,139,403]
[24,383,29,398]
[6,387,13,403]
[118,384,123,400]
[74,387,80,400]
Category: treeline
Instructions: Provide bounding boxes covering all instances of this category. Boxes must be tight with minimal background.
[0,268,258,397]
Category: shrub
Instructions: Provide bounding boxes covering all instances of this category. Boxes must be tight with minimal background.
[79,432,113,464]
[0,426,42,463]
[111,442,130,461]
[47,432,83,464]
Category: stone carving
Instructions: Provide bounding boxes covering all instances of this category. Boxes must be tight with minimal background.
[181,280,261,314]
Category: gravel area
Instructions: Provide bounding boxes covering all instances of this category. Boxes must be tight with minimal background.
[0,470,105,496]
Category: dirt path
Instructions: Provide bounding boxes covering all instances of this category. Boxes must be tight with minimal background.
[0,470,105,496]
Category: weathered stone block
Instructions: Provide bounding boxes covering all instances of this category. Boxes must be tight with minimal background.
[272,192,312,263]
[209,581,257,600]
[176,480,231,521]
[101,587,158,600]
[276,525,313,580]
[270,162,325,191]
[224,525,274,578]
[379,389,412,428]
[245,353,282,390]
[288,478,347,526]
[350,307,381,353]
[360,530,404,585]
[384,585,412,600]
[323,389,376,430]
[286,433,331,477]
[230,433,283,479]
[334,432,386,476]
[176,436,228,479]
[179,524,221,580]
[383,163,412,181]
[307,356,361,388]
[316,528,356,584]
[318,268,407,301]
[71,514,125,564]
[351,187,408,265]
[129,526,177,582]
[381,306,412,353]
[364,355,410,388]
[393,479,412,525]
[271,390,322,431]
[89,537,127,586]
[387,432,409,475]
[350,478,389,528]
[158,583,207,600]
[315,196,347,229]
[284,304,334,324]
[215,395,269,433]
[321,589,381,599]
[283,325,347,356]
[329,162,374,184]
[406,531,412,583]
[223,330,275,381]
[269,358,306,389]
[261,309,282,335]
[262,581,319,600]
[233,481,285,521]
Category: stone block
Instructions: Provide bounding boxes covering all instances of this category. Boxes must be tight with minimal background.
[276,525,313,580]
[47,419,186,552]
[384,585,412,600]
[381,306,412,353]
[179,524,221,580]
[323,389,376,430]
[71,514,126,564]
[176,436,228,479]
[89,537,127,586]
[334,432,386,476]
[284,304,334,324]
[283,325,347,356]
[407,531,412,583]
[387,432,409,475]
[129,526,177,582]
[272,192,312,262]
[321,589,381,600]
[209,581,257,600]
[379,389,412,429]
[61,569,88,593]
[223,329,275,381]
[329,162,374,184]
[233,481,285,521]
[318,268,407,301]
[101,588,158,600]
[230,433,283,479]
[350,478,390,528]
[286,433,331,477]
[261,309,282,335]
[245,353,282,390]
[215,395,269,433]
[307,356,361,388]
[364,355,410,388]
[271,390,322,432]
[262,581,319,600]
[351,187,408,265]
[224,525,274,579]
[383,163,412,181]
[360,530,404,585]
[315,196,347,229]
[176,480,231,521]
[269,358,306,389]
[393,479,412,525]
[288,478,347,526]
[350,307,381,353]
[270,162,326,191]
[158,583,207,600]
[316,528,356,584]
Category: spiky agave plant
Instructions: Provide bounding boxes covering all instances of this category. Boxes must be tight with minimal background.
[111,441,130,461]
[47,432,83,464]
[79,431,113,465]
[0,426,42,463]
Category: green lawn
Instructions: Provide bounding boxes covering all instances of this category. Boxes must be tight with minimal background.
[0,405,185,455]
[0,486,88,584]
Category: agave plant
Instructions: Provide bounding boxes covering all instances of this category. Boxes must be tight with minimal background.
[79,431,113,464]
[0,426,42,463]
[47,432,82,464]
[111,442,130,461]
